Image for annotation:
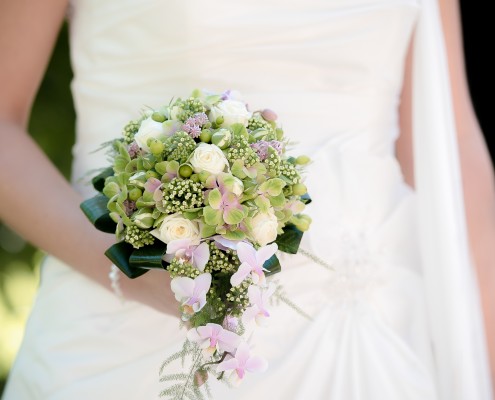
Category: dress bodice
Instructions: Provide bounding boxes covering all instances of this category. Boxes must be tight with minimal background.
[68,0,419,197]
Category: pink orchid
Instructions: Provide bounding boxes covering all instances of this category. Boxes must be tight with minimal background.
[187,323,241,356]
[163,239,210,271]
[170,273,211,318]
[230,242,278,287]
[242,284,276,327]
[216,341,268,386]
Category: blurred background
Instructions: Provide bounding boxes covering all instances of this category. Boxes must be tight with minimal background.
[0,4,493,395]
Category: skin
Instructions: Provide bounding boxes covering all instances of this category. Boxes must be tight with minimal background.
[0,0,493,390]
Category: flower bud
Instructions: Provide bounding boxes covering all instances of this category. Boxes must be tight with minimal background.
[275,128,284,140]
[198,171,210,183]
[211,128,232,149]
[296,155,311,165]
[148,138,164,155]
[292,183,307,196]
[291,214,312,232]
[133,208,155,229]
[261,108,278,122]
[151,112,166,123]
[215,116,224,126]
[128,188,142,201]
[190,174,200,183]
[179,164,194,178]
[199,129,212,143]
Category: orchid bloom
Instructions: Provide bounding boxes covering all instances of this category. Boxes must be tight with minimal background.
[216,341,268,386]
[242,284,276,327]
[230,242,278,287]
[170,273,211,318]
[163,239,210,271]
[187,323,240,356]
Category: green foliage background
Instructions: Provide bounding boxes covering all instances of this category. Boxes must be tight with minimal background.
[0,24,75,394]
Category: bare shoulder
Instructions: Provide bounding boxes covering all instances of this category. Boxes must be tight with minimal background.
[0,0,69,127]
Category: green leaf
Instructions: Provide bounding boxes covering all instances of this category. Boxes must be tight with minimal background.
[300,193,312,205]
[263,254,281,276]
[105,241,149,279]
[80,195,116,234]
[92,167,114,192]
[275,224,304,254]
[200,223,217,238]
[203,206,223,226]
[129,241,168,271]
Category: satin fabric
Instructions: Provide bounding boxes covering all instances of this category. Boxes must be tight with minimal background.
[3,0,491,399]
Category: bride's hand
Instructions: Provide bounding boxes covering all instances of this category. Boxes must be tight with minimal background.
[119,268,181,317]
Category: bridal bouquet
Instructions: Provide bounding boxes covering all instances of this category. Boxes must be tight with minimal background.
[81,89,312,397]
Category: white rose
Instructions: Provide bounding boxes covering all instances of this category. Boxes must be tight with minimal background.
[134,117,168,152]
[209,99,252,127]
[190,143,229,175]
[152,213,200,244]
[250,209,279,246]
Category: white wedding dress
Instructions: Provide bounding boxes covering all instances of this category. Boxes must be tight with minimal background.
[3,0,493,399]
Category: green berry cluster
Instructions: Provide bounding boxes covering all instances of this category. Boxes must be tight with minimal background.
[124,225,155,249]
[203,242,239,274]
[226,133,259,167]
[226,278,252,317]
[279,160,301,185]
[161,178,204,213]
[167,258,201,279]
[165,131,197,164]
[177,97,206,122]
[122,120,140,144]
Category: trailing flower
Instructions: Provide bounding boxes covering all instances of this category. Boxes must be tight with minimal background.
[80,89,313,399]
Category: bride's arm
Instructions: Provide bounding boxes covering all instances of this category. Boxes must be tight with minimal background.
[0,0,178,315]
[398,0,495,388]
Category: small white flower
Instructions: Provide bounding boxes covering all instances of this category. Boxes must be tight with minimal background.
[190,143,229,175]
[151,213,200,244]
[209,99,252,127]
[134,117,167,152]
[250,209,278,246]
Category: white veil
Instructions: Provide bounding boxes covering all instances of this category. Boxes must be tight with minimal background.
[412,0,493,398]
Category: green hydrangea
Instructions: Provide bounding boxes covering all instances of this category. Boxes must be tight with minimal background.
[203,241,239,274]
[161,178,204,213]
[263,147,281,175]
[166,131,197,164]
[124,225,155,249]
[122,120,141,144]
[167,258,201,279]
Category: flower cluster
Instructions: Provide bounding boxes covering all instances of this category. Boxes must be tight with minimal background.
[97,89,312,392]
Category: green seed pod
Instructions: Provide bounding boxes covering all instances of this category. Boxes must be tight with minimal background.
[198,171,210,183]
[129,188,142,201]
[211,128,232,149]
[275,127,284,140]
[199,129,212,143]
[151,112,166,123]
[179,164,194,178]
[296,155,311,165]
[215,116,224,126]
[292,183,307,196]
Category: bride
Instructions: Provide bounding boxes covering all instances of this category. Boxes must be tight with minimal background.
[1,0,494,399]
